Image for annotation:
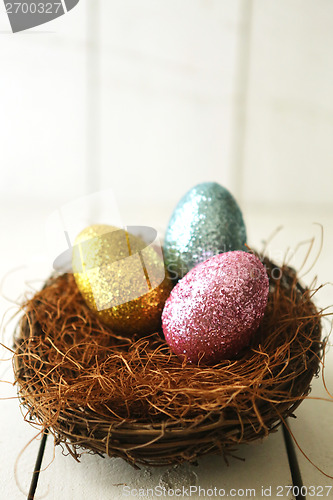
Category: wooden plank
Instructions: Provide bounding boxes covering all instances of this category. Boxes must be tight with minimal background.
[243,0,333,206]
[35,428,294,500]
[288,352,333,492]
[99,0,242,209]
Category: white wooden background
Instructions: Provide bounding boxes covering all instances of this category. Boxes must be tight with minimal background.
[0,1,333,498]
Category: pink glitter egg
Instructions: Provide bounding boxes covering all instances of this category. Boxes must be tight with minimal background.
[162,251,269,365]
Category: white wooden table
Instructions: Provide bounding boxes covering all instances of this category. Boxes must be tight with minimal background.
[1,202,332,499]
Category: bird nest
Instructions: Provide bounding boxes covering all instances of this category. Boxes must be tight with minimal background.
[13,257,323,467]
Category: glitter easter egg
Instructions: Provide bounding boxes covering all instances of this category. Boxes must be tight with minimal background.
[72,224,173,335]
[162,251,269,365]
[163,182,247,280]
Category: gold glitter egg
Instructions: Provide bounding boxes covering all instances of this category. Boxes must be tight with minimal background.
[72,224,173,335]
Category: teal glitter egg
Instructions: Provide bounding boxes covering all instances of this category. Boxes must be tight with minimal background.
[163,182,247,280]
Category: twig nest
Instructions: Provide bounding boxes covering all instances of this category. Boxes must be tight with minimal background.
[14,257,322,466]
